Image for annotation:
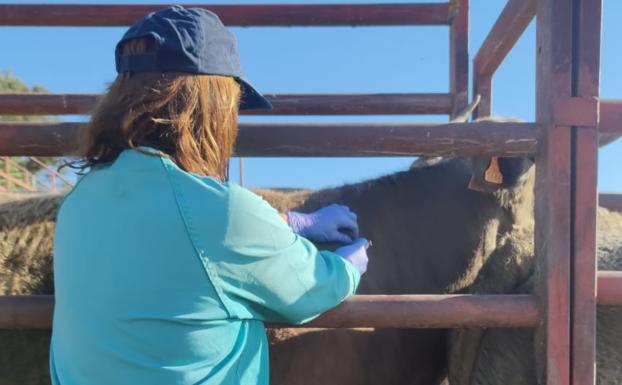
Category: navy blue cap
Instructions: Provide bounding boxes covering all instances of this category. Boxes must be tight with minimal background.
[115,6,272,111]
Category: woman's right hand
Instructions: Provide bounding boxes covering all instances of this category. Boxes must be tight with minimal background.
[334,238,370,275]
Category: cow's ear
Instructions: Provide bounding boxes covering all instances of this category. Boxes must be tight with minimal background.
[467,116,534,192]
[467,156,534,193]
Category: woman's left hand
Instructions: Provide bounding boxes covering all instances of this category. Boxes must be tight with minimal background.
[286,204,359,243]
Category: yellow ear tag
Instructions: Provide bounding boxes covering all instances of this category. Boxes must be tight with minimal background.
[484,156,503,185]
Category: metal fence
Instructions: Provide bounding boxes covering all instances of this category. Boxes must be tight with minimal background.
[1,1,621,384]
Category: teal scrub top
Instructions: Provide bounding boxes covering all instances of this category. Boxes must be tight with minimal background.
[50,147,361,385]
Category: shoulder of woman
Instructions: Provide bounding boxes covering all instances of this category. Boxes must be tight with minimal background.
[226,181,278,214]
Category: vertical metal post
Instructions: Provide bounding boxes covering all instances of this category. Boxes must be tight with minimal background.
[570,1,601,384]
[449,0,468,118]
[534,0,573,384]
[473,71,492,118]
[3,157,11,191]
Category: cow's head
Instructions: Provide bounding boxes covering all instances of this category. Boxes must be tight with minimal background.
[466,156,534,193]
[465,117,535,194]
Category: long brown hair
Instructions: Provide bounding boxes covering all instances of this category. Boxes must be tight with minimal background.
[71,37,241,181]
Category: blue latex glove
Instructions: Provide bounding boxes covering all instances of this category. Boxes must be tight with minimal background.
[286,204,359,244]
[334,238,370,275]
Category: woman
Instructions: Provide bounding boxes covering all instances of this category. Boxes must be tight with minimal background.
[50,6,369,385]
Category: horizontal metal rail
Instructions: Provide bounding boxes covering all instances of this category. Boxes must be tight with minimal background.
[4,271,620,330]
[597,271,622,305]
[0,295,52,329]
[600,193,622,213]
[0,93,453,116]
[473,0,536,78]
[0,3,452,27]
[0,121,539,157]
[600,100,622,134]
[0,294,540,329]
[306,294,539,328]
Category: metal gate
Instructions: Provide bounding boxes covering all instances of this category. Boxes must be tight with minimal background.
[0,1,621,384]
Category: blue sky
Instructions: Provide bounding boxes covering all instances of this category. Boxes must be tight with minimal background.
[1,0,620,191]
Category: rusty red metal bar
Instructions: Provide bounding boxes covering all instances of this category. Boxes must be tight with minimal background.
[535,125,572,385]
[0,93,453,116]
[599,100,622,134]
[0,121,539,157]
[0,94,99,116]
[597,271,622,305]
[599,276,622,307]
[0,294,541,330]
[310,294,539,328]
[472,0,535,118]
[572,124,599,385]
[449,0,468,118]
[0,3,451,27]
[553,97,599,128]
[473,72,492,118]
[600,193,622,213]
[236,121,538,157]
[473,0,536,78]
[534,0,573,383]
[569,1,601,384]
[0,295,53,329]
[3,271,621,330]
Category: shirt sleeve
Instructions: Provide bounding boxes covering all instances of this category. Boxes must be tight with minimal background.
[213,183,361,324]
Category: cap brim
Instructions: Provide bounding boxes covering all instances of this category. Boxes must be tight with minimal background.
[235,77,273,111]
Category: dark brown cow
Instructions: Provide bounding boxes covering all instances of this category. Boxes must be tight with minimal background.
[0,155,533,385]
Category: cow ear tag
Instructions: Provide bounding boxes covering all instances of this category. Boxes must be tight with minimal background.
[484,156,503,184]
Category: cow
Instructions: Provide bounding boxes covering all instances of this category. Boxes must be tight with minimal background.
[447,203,622,385]
[0,150,534,385]
[444,116,622,385]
